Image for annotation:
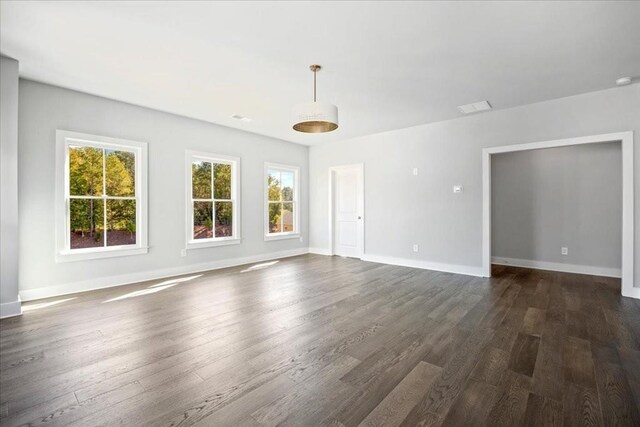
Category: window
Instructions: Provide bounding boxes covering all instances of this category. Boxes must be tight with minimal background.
[186,151,240,249]
[265,163,299,240]
[55,130,148,262]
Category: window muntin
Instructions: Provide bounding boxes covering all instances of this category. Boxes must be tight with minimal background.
[56,130,148,262]
[187,152,239,248]
[265,164,299,239]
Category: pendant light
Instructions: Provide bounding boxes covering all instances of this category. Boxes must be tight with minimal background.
[292,64,338,133]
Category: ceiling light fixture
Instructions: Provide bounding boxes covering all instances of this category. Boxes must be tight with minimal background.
[292,64,338,133]
[231,114,252,122]
[616,77,632,86]
[457,100,492,114]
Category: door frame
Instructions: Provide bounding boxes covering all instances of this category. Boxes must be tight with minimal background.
[328,163,365,258]
[482,131,636,298]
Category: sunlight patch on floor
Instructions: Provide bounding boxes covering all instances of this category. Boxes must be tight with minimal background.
[102,284,177,303]
[148,274,203,288]
[241,260,279,273]
[22,297,77,312]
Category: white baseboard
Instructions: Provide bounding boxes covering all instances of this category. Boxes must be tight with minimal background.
[0,297,22,319]
[491,256,622,278]
[20,248,310,302]
[621,285,640,299]
[308,247,332,256]
[361,254,485,277]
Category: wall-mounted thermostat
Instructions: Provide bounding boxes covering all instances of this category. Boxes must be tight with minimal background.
[453,185,463,193]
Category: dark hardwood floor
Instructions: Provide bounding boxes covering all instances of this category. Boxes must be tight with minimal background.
[1,254,639,426]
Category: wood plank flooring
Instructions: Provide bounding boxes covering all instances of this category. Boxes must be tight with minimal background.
[1,254,639,426]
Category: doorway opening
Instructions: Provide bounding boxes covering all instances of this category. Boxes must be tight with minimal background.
[328,164,364,258]
[482,132,635,298]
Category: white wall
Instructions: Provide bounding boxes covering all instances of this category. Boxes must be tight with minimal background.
[0,56,21,317]
[18,80,308,300]
[309,84,640,286]
[491,142,622,274]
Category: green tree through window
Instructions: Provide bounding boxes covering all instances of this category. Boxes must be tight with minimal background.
[68,146,136,249]
[191,159,234,240]
[267,168,295,234]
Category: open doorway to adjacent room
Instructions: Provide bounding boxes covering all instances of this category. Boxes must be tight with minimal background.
[482,132,635,298]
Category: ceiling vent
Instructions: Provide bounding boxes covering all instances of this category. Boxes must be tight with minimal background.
[230,114,252,122]
[457,100,492,114]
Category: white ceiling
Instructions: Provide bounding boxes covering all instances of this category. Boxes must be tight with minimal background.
[2,1,639,146]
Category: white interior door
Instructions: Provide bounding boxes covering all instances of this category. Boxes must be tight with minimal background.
[332,166,363,258]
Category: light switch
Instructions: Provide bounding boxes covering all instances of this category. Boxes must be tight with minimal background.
[412,167,418,176]
[453,185,463,193]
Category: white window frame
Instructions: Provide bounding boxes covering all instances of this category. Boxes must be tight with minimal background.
[264,162,300,241]
[55,130,148,262]
[185,150,241,250]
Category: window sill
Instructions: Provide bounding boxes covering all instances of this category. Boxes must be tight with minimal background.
[186,238,241,250]
[56,246,148,263]
[264,233,300,242]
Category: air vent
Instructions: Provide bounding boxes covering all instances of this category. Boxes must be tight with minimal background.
[457,100,492,114]
[230,114,252,122]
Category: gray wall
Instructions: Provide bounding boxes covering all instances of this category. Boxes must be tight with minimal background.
[491,143,622,270]
[18,80,308,299]
[309,84,639,285]
[0,56,21,317]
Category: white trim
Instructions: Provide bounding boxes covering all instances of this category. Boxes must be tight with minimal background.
[361,254,484,277]
[328,163,365,258]
[620,133,638,298]
[482,148,491,278]
[0,296,22,319]
[57,246,149,262]
[185,150,241,250]
[482,131,636,298]
[264,232,300,242]
[264,162,300,240]
[55,130,148,262]
[491,257,622,278]
[19,248,310,302]
[185,238,241,249]
[309,247,332,256]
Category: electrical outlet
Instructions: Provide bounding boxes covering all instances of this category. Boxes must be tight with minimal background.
[180,249,187,257]
[413,244,419,253]
[561,247,568,255]
[299,236,304,243]
[412,167,419,176]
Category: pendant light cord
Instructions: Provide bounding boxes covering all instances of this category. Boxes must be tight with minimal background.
[313,68,317,102]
